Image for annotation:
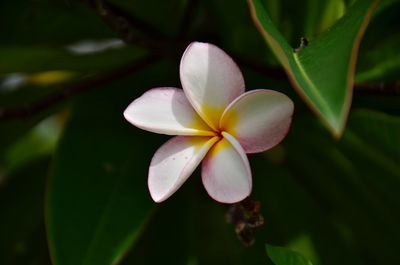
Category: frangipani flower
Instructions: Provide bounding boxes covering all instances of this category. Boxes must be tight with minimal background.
[124,42,294,203]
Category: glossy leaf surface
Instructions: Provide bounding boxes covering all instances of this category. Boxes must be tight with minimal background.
[248,0,379,136]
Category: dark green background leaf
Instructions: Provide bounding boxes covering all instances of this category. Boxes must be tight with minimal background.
[0,0,399,265]
[45,61,173,265]
[0,158,51,265]
[266,245,313,265]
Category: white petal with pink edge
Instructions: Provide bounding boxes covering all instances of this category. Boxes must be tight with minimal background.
[124,87,214,136]
[201,132,251,204]
[180,42,245,129]
[148,136,219,202]
[220,89,294,154]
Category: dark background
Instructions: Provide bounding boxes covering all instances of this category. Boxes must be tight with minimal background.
[0,0,399,265]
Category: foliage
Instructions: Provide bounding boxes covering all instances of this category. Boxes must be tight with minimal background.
[266,245,313,265]
[0,0,399,265]
[248,0,379,137]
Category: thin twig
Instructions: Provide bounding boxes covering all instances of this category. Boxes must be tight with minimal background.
[88,0,194,55]
[88,0,170,52]
[0,54,160,121]
[2,0,398,122]
[234,55,287,80]
[354,81,400,96]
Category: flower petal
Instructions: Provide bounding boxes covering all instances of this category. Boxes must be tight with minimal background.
[180,42,245,130]
[149,136,219,202]
[202,132,251,203]
[220,89,294,153]
[124,87,215,136]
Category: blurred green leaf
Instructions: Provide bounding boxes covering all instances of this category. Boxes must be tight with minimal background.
[0,114,54,175]
[188,188,266,265]
[266,245,313,265]
[303,0,346,38]
[121,191,191,265]
[346,109,400,159]
[0,158,51,265]
[375,0,400,13]
[0,46,144,75]
[45,61,171,265]
[356,1,400,82]
[251,153,363,265]
[356,50,400,82]
[342,109,400,209]
[4,116,61,172]
[0,0,115,45]
[0,0,399,264]
[283,109,400,265]
[248,0,379,136]
[122,173,268,265]
[207,0,272,64]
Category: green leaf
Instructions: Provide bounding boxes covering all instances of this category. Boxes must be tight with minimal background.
[207,0,272,63]
[0,158,50,265]
[121,192,192,265]
[0,0,115,46]
[252,154,365,265]
[266,245,313,265]
[4,116,61,172]
[45,68,160,265]
[283,110,400,264]
[123,173,267,265]
[375,0,400,14]
[346,109,400,161]
[356,2,400,82]
[247,0,379,137]
[0,46,144,75]
[303,0,346,38]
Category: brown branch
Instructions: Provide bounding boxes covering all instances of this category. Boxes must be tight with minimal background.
[234,55,287,80]
[0,0,190,122]
[86,0,169,52]
[0,54,161,121]
[354,81,400,96]
[86,0,400,97]
[88,0,201,57]
[3,0,397,123]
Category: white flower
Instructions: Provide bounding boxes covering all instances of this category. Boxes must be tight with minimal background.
[124,42,294,203]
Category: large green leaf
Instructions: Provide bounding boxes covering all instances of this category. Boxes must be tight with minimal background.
[266,245,313,265]
[120,189,192,265]
[0,158,51,265]
[45,63,167,265]
[251,155,363,265]
[342,109,400,209]
[122,175,269,265]
[247,0,379,137]
[283,109,400,264]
